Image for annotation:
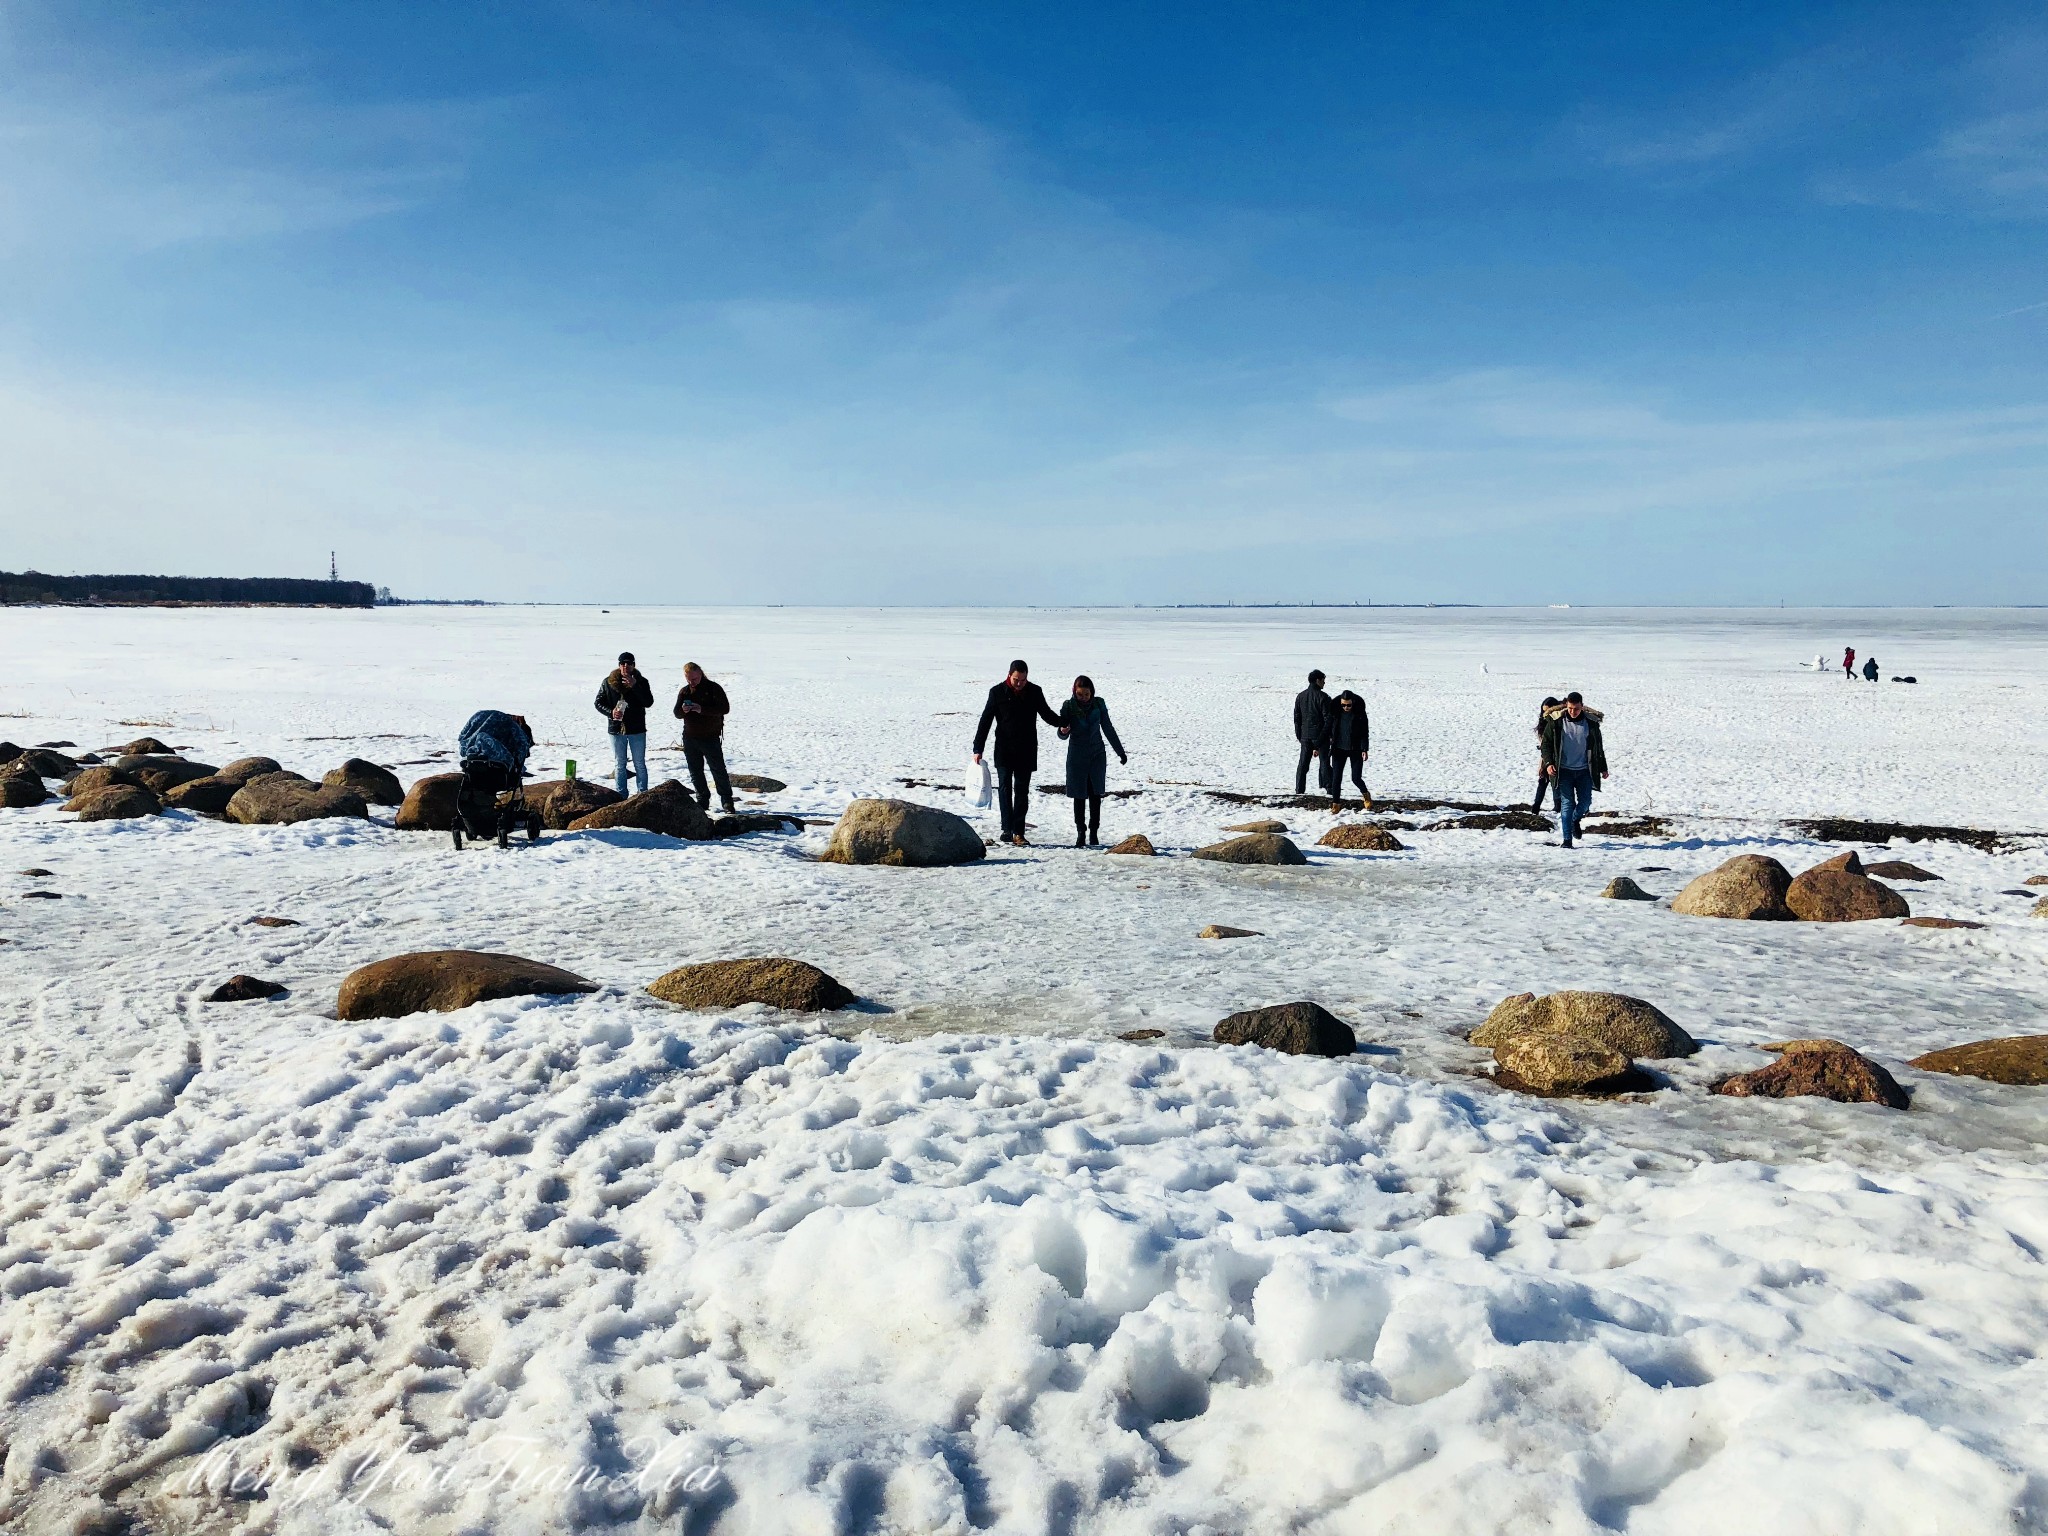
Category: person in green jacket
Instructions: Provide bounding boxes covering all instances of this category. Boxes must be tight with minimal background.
[1056,676,1127,847]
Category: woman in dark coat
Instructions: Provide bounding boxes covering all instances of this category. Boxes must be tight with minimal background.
[1327,690,1371,807]
[1057,675,1127,846]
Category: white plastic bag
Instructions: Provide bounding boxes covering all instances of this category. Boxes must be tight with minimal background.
[966,758,992,811]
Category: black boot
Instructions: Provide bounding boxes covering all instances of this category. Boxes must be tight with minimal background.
[1087,797,1101,846]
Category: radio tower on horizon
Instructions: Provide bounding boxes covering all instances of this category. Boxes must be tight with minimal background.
[329,551,338,582]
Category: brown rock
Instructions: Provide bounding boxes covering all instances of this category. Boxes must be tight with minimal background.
[521,778,623,830]
[1106,833,1156,856]
[1786,850,1911,922]
[0,741,20,763]
[2034,898,2048,919]
[1863,860,1939,881]
[65,783,163,821]
[1318,824,1406,852]
[1224,819,1289,834]
[17,749,78,779]
[336,950,597,1020]
[323,758,404,806]
[208,974,287,1002]
[62,765,140,797]
[1192,833,1308,866]
[1118,1028,1166,1041]
[1908,1035,2048,1086]
[1670,854,1794,920]
[1198,925,1262,939]
[1713,1039,1908,1109]
[1598,876,1659,901]
[569,780,719,840]
[118,736,175,756]
[395,772,465,831]
[1900,917,1984,930]
[163,775,242,813]
[816,798,986,866]
[728,773,788,794]
[2024,875,2048,887]
[710,812,803,838]
[1214,1001,1356,1056]
[115,755,219,794]
[1429,810,1553,832]
[2,770,49,808]
[217,756,284,786]
[247,916,301,927]
[1472,990,1696,1059]
[1493,1032,1648,1095]
[647,958,855,1012]
[226,773,369,826]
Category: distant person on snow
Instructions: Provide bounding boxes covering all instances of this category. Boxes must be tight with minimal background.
[1326,690,1371,808]
[1843,646,1856,679]
[673,662,735,814]
[595,651,653,798]
[1531,696,1562,811]
[1293,670,1334,796]
[974,660,1062,845]
[1540,692,1609,848]
[1863,656,1879,682]
[1056,675,1127,847]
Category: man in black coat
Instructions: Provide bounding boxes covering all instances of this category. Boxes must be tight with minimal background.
[973,659,1062,845]
[1293,669,1334,795]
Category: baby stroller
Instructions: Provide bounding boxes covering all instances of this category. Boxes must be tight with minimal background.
[453,710,543,849]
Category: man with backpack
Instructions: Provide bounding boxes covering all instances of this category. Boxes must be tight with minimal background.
[595,652,654,798]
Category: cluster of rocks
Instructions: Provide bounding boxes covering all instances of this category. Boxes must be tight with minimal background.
[1669,850,1913,921]
[1,738,401,825]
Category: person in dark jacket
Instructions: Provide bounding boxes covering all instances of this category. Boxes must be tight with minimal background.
[1056,675,1127,846]
[1293,670,1333,795]
[973,660,1062,845]
[1530,695,1561,811]
[672,662,734,812]
[1862,656,1879,682]
[1539,692,1609,847]
[595,652,654,798]
[1326,690,1371,807]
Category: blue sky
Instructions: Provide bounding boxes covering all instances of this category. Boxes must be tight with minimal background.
[2,1,2044,603]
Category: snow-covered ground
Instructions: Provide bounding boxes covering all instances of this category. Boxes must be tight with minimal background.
[3,604,2047,1536]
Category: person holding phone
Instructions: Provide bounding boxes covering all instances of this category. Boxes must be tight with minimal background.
[673,662,735,813]
[595,651,654,797]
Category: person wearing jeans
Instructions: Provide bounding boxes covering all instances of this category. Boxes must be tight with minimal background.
[1539,691,1609,847]
[672,662,734,812]
[973,659,1062,845]
[594,651,653,798]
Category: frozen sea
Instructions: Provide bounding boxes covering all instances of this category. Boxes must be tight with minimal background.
[2,604,2046,1536]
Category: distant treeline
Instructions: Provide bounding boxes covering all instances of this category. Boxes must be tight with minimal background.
[1,572,376,607]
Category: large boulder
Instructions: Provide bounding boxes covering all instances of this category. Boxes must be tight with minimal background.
[1,771,49,809]
[65,783,163,821]
[1213,1001,1356,1056]
[1713,1039,1908,1109]
[1193,833,1308,866]
[647,958,855,1012]
[1473,991,1696,1059]
[115,755,218,794]
[217,756,285,786]
[62,765,140,798]
[323,758,404,806]
[1319,824,1406,852]
[1785,850,1911,923]
[1908,1035,2048,1086]
[117,736,175,756]
[1493,1032,1647,1095]
[225,772,370,826]
[568,780,718,840]
[337,950,597,1021]
[1106,833,1156,856]
[818,798,986,867]
[1670,854,1794,920]
[163,775,242,813]
[395,772,464,831]
[17,748,78,779]
[522,778,623,830]
[0,741,20,763]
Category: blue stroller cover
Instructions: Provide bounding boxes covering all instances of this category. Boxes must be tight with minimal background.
[458,710,533,776]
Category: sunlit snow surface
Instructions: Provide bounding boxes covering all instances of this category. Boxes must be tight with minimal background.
[2,604,2047,1536]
